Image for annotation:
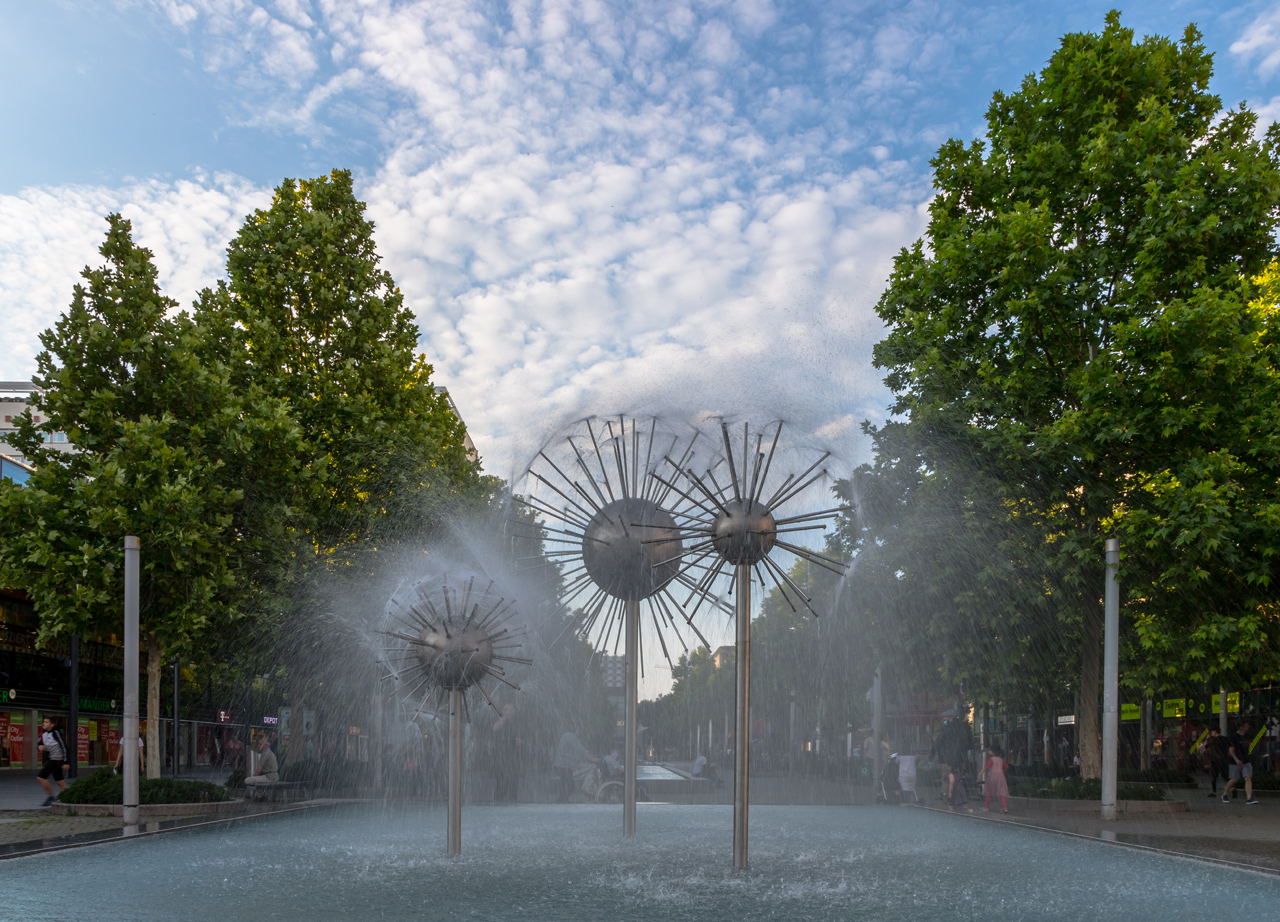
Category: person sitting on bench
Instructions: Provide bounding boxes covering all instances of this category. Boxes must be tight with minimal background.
[692,752,722,786]
[244,736,279,788]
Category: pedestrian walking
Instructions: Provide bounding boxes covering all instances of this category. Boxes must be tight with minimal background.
[897,749,919,803]
[979,744,1010,813]
[113,732,145,776]
[1204,727,1231,797]
[553,726,596,803]
[36,717,70,806]
[944,764,968,811]
[1222,719,1259,805]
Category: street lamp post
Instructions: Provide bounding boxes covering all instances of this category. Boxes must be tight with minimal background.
[1101,538,1120,822]
[122,537,140,826]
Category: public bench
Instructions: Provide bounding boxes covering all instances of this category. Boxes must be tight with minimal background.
[247,781,311,803]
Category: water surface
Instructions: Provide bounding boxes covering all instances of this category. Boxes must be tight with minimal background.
[6,804,1275,921]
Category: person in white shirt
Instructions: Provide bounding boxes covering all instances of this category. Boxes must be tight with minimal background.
[897,751,919,802]
[113,735,145,775]
[692,752,721,786]
[36,717,70,806]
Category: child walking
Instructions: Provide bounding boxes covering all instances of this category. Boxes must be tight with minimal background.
[979,744,1010,813]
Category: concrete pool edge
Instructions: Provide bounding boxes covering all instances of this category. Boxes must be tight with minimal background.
[917,803,1280,879]
[0,800,342,861]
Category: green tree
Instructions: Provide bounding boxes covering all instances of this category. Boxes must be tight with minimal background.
[864,12,1280,777]
[0,215,304,775]
[195,169,482,763]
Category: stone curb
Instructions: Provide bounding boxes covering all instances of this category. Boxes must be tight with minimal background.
[50,799,247,818]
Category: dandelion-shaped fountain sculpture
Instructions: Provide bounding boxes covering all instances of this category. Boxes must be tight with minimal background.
[515,417,718,837]
[657,421,850,868]
[380,576,529,856]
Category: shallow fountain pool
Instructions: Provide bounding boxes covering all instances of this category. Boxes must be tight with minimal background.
[6,804,1276,921]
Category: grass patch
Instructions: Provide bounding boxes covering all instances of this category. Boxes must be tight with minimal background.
[59,768,231,805]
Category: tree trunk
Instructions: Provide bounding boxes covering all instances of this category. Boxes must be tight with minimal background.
[1078,596,1102,779]
[286,672,307,767]
[146,635,163,779]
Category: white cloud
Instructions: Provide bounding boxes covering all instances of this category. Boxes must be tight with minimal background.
[1232,7,1280,78]
[8,0,954,476]
[0,175,267,375]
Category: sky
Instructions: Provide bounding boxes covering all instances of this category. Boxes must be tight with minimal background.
[3,1,1280,692]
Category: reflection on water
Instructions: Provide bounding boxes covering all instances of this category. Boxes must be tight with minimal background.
[6,804,1278,921]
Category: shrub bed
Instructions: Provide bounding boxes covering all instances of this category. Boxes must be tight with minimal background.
[59,768,231,805]
[1249,772,1280,791]
[1007,776,1165,801]
[1118,768,1195,785]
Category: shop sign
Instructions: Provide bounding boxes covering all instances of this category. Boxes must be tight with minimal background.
[1056,715,1076,726]
[1212,692,1240,714]
[1121,703,1141,721]
[59,695,113,713]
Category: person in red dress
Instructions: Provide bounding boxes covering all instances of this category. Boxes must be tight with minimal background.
[979,744,1010,813]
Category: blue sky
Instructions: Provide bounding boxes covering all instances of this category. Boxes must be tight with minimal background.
[3,0,1279,479]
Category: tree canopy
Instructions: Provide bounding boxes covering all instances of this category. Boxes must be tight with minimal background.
[0,215,303,652]
[849,12,1280,776]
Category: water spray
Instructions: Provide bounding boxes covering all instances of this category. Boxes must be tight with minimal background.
[515,416,708,837]
[379,576,530,856]
[660,420,850,869]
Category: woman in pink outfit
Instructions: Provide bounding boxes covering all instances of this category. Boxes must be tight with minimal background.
[980,744,1010,813]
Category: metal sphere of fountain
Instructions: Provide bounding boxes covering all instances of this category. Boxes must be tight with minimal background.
[380,576,529,857]
[710,500,777,565]
[410,622,495,690]
[581,497,683,599]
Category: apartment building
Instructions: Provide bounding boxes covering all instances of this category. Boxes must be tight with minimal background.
[0,381,73,466]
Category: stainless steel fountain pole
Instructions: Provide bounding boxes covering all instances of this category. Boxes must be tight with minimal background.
[624,597,639,837]
[1101,538,1120,822]
[448,686,462,856]
[122,536,140,826]
[733,563,750,869]
[872,667,883,786]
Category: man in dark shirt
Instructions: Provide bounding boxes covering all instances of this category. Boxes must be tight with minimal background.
[1221,720,1258,805]
[1204,727,1231,796]
[491,704,523,804]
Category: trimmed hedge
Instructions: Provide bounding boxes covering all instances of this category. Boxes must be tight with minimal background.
[59,768,231,805]
[1007,776,1166,801]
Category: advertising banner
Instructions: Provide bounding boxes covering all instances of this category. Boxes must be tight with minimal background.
[77,719,91,763]
[7,716,24,764]
[107,721,120,763]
